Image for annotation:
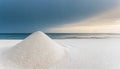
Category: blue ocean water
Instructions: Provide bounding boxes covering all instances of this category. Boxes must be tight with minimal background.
[0,33,120,39]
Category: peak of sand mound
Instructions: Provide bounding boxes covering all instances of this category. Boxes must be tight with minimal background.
[1,31,65,69]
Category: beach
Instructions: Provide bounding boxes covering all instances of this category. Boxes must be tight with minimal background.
[1,38,120,48]
[1,39,120,69]
[1,0,120,68]
[0,38,120,48]
[0,36,120,69]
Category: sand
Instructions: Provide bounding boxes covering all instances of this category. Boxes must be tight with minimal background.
[51,39,120,69]
[0,32,120,69]
[0,31,65,69]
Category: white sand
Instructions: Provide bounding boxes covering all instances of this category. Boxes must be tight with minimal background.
[0,33,120,69]
[52,39,120,69]
[0,31,65,69]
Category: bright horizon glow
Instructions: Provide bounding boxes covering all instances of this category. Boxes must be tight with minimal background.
[45,6,120,33]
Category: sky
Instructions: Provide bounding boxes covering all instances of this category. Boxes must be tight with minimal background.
[47,6,120,33]
[0,0,120,33]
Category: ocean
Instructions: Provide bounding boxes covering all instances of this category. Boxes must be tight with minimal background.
[0,33,120,39]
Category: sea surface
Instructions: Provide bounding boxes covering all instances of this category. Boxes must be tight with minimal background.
[0,33,120,39]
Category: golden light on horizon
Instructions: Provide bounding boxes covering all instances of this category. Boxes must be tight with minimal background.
[46,6,120,33]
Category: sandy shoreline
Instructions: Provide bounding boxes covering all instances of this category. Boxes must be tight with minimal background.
[0,38,120,48]
[0,38,120,69]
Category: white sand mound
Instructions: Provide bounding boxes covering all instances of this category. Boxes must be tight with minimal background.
[0,31,65,69]
[1,32,120,69]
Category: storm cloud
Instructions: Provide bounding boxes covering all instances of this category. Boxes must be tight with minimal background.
[0,0,119,33]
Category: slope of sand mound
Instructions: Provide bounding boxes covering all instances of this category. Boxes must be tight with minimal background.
[1,31,120,69]
[0,31,65,69]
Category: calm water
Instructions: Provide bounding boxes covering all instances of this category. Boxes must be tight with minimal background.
[0,33,120,39]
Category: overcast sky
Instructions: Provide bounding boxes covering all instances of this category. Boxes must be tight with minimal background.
[0,0,119,33]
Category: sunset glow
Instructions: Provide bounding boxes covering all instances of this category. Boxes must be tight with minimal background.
[46,6,120,33]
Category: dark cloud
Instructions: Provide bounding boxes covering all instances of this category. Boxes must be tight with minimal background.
[0,0,118,33]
